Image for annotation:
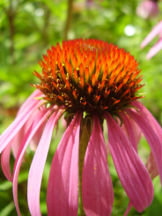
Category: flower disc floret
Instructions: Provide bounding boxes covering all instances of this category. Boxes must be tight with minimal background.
[35,39,143,115]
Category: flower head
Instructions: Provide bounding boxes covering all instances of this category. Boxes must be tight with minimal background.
[0,39,162,216]
[35,39,143,115]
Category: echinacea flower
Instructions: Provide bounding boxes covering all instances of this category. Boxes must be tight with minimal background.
[136,0,159,19]
[0,39,162,216]
[141,21,162,59]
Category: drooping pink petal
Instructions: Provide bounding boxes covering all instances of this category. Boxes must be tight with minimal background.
[1,141,13,181]
[24,106,48,151]
[141,21,162,48]
[132,101,162,178]
[27,111,61,216]
[105,113,154,212]
[120,112,142,215]
[12,105,51,158]
[1,125,25,181]
[132,101,162,139]
[120,112,140,150]
[2,126,25,181]
[124,201,132,216]
[29,122,45,151]
[1,107,44,180]
[47,113,81,216]
[127,108,162,183]
[146,152,159,179]
[146,39,162,59]
[12,109,39,158]
[17,89,42,116]
[12,125,26,158]
[82,116,113,216]
[0,99,41,153]
[12,109,52,216]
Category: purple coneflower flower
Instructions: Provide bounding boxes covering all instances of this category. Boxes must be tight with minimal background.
[137,0,159,19]
[141,21,162,59]
[0,39,162,216]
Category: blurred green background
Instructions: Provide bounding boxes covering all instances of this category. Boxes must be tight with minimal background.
[0,0,162,215]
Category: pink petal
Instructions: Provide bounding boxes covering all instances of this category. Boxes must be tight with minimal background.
[105,113,154,212]
[12,106,51,158]
[27,111,61,216]
[146,38,162,59]
[141,21,162,48]
[146,152,159,179]
[124,201,132,216]
[127,108,162,183]
[132,101,162,139]
[12,125,26,158]
[1,106,44,180]
[17,90,42,116]
[12,108,42,158]
[1,141,13,181]
[29,122,45,151]
[1,125,26,181]
[0,99,41,153]
[120,112,140,150]
[12,109,52,216]
[82,116,113,216]
[47,113,81,216]
[120,112,141,214]
[24,106,48,152]
[120,112,142,215]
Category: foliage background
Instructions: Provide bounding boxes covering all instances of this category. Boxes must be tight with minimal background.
[0,0,162,215]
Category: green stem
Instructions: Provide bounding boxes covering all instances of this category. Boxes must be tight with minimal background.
[63,0,74,40]
[7,0,16,64]
[79,116,93,216]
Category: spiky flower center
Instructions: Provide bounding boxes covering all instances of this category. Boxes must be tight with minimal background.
[34,39,143,115]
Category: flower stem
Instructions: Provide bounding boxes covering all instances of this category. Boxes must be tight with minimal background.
[79,116,93,216]
[63,0,73,40]
[4,0,16,64]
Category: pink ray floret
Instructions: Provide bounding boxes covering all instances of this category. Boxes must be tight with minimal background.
[82,116,113,216]
[141,21,162,59]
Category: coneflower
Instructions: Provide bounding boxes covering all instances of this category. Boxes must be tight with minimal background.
[0,39,161,216]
